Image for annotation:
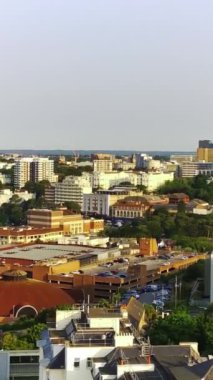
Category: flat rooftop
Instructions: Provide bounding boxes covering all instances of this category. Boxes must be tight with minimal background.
[89,308,121,319]
[0,244,113,262]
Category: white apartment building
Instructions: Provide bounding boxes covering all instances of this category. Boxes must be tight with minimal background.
[14,157,57,188]
[139,172,174,192]
[0,173,11,184]
[38,307,154,380]
[91,171,136,190]
[31,158,57,183]
[0,189,35,206]
[55,175,92,207]
[14,157,32,188]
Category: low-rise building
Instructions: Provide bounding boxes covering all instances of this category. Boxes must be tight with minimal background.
[0,226,63,245]
[111,197,149,218]
[111,195,168,218]
[27,208,104,235]
[168,193,190,204]
[0,350,39,380]
[0,189,35,206]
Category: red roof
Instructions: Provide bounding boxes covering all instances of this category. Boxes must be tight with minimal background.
[0,278,78,316]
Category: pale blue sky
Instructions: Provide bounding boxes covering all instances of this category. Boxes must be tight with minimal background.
[0,0,212,150]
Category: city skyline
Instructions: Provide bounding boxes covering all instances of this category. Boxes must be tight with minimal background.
[0,0,213,150]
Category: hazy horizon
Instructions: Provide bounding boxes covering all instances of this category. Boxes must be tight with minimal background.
[0,1,213,151]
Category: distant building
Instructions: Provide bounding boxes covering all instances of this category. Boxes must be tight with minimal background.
[139,172,174,192]
[180,161,213,178]
[91,171,135,190]
[14,157,57,188]
[135,153,152,169]
[55,175,92,207]
[111,197,148,218]
[0,173,11,184]
[83,189,140,216]
[168,193,190,204]
[197,139,213,162]
[0,189,35,206]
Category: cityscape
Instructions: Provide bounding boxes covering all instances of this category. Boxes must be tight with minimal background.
[0,140,212,379]
[1,1,213,380]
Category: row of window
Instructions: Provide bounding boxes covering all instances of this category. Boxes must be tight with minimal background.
[74,358,92,368]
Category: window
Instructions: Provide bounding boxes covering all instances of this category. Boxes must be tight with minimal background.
[74,358,80,368]
[87,358,93,368]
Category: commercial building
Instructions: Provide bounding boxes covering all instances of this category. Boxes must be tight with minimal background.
[14,157,58,188]
[55,175,92,207]
[0,269,77,318]
[0,226,63,245]
[197,139,213,162]
[27,209,104,235]
[180,161,213,178]
[0,243,206,303]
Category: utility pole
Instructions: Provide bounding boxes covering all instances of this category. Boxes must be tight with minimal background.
[179,281,182,300]
[175,276,178,309]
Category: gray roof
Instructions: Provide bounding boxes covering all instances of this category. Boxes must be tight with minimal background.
[0,244,109,262]
[48,348,65,370]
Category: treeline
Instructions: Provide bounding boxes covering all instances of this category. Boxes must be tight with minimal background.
[104,208,213,251]
[148,304,213,354]
[157,175,213,203]
[54,160,92,181]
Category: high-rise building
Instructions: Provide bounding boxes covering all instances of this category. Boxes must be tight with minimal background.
[14,157,33,189]
[14,157,57,188]
[197,140,213,162]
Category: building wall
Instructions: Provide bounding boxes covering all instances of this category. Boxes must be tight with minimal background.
[93,159,113,172]
[55,176,92,206]
[197,147,213,162]
[65,346,113,380]
[14,157,57,189]
[139,238,158,256]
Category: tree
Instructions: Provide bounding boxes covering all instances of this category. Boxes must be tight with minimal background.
[64,201,81,213]
[26,323,46,345]
[1,332,34,350]
[149,309,200,346]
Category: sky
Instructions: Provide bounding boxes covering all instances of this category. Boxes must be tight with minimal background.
[0,0,213,151]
